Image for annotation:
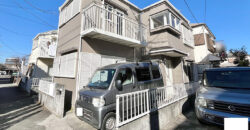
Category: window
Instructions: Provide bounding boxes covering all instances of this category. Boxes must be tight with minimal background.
[136,67,151,81]
[151,65,161,79]
[176,18,180,30]
[171,14,176,28]
[116,68,133,86]
[105,3,114,21]
[150,10,181,32]
[59,0,80,26]
[151,14,165,29]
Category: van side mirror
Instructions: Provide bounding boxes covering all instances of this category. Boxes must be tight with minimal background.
[115,80,122,91]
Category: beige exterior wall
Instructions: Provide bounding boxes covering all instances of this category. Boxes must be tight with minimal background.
[82,37,137,61]
[57,13,81,55]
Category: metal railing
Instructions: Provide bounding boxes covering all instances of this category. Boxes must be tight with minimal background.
[116,82,199,127]
[82,4,147,43]
[32,78,40,87]
[39,46,55,58]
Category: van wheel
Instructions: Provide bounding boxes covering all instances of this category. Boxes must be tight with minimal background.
[101,112,116,130]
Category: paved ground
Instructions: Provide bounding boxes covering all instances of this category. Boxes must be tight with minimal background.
[0,84,95,130]
[0,84,222,130]
[165,110,223,130]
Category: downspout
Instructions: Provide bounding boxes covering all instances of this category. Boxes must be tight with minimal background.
[76,0,84,101]
[137,12,143,62]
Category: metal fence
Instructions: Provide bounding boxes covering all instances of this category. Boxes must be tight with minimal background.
[116,82,199,127]
[32,78,40,87]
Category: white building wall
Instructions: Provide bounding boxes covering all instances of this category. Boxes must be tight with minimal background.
[29,33,58,64]
[193,25,211,63]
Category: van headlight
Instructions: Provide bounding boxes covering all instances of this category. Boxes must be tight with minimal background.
[92,97,105,107]
[197,98,207,108]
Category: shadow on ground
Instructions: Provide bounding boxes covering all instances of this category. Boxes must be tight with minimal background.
[0,85,42,129]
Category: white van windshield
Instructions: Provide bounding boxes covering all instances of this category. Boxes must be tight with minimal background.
[88,69,116,89]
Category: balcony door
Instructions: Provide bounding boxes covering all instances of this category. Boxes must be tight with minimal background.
[104,3,124,36]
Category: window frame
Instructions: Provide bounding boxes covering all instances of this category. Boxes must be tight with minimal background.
[135,67,152,82]
[150,10,181,31]
[116,67,134,86]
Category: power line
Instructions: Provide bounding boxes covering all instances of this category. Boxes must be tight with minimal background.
[183,0,199,23]
[0,3,33,10]
[12,0,57,29]
[22,0,58,15]
[0,8,54,27]
[0,36,28,56]
[0,25,33,37]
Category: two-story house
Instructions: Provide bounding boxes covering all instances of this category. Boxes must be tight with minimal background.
[191,23,220,65]
[55,0,146,110]
[54,0,196,110]
[28,30,57,91]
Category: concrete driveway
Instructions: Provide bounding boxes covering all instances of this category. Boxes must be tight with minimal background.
[0,84,95,130]
[165,110,222,130]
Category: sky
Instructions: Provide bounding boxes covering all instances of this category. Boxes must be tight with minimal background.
[0,0,250,63]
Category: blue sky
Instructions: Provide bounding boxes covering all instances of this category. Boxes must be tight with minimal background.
[0,0,249,63]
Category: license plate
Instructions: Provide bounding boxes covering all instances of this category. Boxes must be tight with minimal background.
[76,108,83,116]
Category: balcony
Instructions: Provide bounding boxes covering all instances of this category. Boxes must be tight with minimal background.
[81,4,147,47]
[38,45,56,59]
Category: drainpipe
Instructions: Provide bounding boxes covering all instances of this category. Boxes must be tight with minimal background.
[75,0,84,101]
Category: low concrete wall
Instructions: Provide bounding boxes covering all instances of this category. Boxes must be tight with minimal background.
[119,95,195,130]
[39,84,65,118]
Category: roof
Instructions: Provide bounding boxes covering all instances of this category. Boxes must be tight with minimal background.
[33,30,58,40]
[199,54,221,64]
[190,23,216,39]
[206,67,250,72]
[122,0,141,11]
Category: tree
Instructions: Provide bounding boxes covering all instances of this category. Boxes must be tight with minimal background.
[229,46,249,67]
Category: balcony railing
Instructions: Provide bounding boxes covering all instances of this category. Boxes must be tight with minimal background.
[38,45,56,58]
[82,4,147,45]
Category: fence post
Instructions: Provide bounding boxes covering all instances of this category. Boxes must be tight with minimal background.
[116,95,120,128]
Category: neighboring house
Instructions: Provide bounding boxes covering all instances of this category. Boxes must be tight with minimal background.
[4,58,20,75]
[220,53,250,67]
[29,30,58,79]
[53,0,197,110]
[27,30,57,92]
[191,23,220,66]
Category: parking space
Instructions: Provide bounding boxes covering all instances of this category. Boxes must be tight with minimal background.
[165,110,222,130]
